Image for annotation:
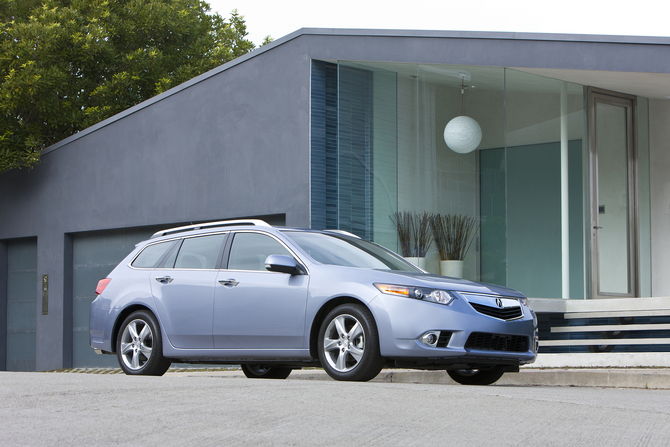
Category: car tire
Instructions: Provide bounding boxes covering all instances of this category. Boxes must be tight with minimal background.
[240,364,292,379]
[116,310,171,376]
[447,366,505,385]
[318,303,385,382]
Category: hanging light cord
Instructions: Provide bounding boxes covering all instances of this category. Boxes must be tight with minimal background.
[460,76,466,115]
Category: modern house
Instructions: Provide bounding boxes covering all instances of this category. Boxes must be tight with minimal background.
[2,29,670,371]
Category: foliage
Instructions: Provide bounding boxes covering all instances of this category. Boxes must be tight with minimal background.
[0,0,257,172]
[390,211,433,258]
[430,214,480,261]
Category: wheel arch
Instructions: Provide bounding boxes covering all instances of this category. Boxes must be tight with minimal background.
[111,304,156,354]
[309,297,378,360]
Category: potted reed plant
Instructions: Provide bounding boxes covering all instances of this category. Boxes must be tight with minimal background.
[391,211,433,270]
[430,214,479,278]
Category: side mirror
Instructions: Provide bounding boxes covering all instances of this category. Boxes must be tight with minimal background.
[265,255,301,275]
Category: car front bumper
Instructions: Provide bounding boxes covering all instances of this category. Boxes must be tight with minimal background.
[370,292,537,367]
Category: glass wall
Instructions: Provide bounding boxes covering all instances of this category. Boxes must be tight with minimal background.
[402,65,505,281]
[310,60,650,299]
[504,71,585,298]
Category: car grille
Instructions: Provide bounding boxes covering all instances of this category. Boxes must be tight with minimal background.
[470,302,523,321]
[465,332,529,352]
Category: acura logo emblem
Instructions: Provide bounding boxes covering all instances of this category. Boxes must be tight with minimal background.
[496,298,503,308]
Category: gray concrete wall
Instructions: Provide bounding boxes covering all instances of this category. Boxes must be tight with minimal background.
[0,39,313,238]
[0,35,313,370]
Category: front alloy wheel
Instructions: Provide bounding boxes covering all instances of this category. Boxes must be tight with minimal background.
[318,304,385,382]
[116,310,171,376]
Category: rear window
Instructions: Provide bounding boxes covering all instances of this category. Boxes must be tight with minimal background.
[132,241,175,268]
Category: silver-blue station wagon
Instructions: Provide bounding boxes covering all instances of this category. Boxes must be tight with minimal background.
[90,220,537,384]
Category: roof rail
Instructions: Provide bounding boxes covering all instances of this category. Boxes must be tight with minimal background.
[151,219,270,239]
[323,229,361,238]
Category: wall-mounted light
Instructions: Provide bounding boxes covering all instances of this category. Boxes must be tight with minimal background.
[444,77,482,154]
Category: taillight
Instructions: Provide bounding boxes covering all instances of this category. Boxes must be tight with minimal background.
[95,278,112,295]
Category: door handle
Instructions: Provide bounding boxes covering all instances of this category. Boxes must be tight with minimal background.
[593,226,603,230]
[155,276,173,284]
[219,279,239,287]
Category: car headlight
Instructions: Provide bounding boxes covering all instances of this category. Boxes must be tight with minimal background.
[519,297,530,307]
[374,283,456,306]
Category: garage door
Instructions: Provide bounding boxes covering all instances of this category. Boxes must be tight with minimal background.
[72,228,159,367]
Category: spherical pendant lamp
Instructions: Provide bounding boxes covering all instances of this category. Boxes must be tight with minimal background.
[444,77,482,154]
[444,116,482,154]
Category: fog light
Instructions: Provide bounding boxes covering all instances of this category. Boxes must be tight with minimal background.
[420,331,440,347]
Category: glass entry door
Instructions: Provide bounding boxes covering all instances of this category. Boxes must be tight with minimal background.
[589,90,637,298]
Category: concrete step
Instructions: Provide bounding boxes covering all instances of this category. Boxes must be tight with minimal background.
[163,367,670,390]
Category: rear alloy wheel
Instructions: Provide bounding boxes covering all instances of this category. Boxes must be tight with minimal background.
[116,310,171,376]
[241,364,292,379]
[318,304,385,382]
[447,366,505,385]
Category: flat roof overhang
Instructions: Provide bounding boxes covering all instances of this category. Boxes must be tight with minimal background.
[294,29,670,100]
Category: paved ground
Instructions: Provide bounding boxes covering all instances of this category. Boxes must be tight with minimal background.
[60,366,670,390]
[2,370,670,446]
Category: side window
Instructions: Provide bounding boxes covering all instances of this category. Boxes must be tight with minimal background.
[174,234,226,270]
[132,241,175,268]
[160,241,180,268]
[228,233,292,271]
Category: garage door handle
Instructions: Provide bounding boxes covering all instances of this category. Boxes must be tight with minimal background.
[219,279,239,287]
[155,276,174,284]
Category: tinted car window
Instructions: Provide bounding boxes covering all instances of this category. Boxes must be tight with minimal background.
[174,234,226,269]
[228,232,292,271]
[131,241,175,268]
[283,231,420,271]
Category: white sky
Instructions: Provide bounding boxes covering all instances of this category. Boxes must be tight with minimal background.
[207,0,670,46]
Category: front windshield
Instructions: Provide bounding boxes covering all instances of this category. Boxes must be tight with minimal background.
[283,231,421,272]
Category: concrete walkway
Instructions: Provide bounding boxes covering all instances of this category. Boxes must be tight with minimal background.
[52,361,670,389]
[159,367,670,390]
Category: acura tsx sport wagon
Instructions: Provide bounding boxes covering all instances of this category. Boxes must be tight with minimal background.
[90,220,538,384]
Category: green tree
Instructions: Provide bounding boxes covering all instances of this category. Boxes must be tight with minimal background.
[0,0,257,172]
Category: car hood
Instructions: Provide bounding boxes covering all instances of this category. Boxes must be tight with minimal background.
[377,270,526,298]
